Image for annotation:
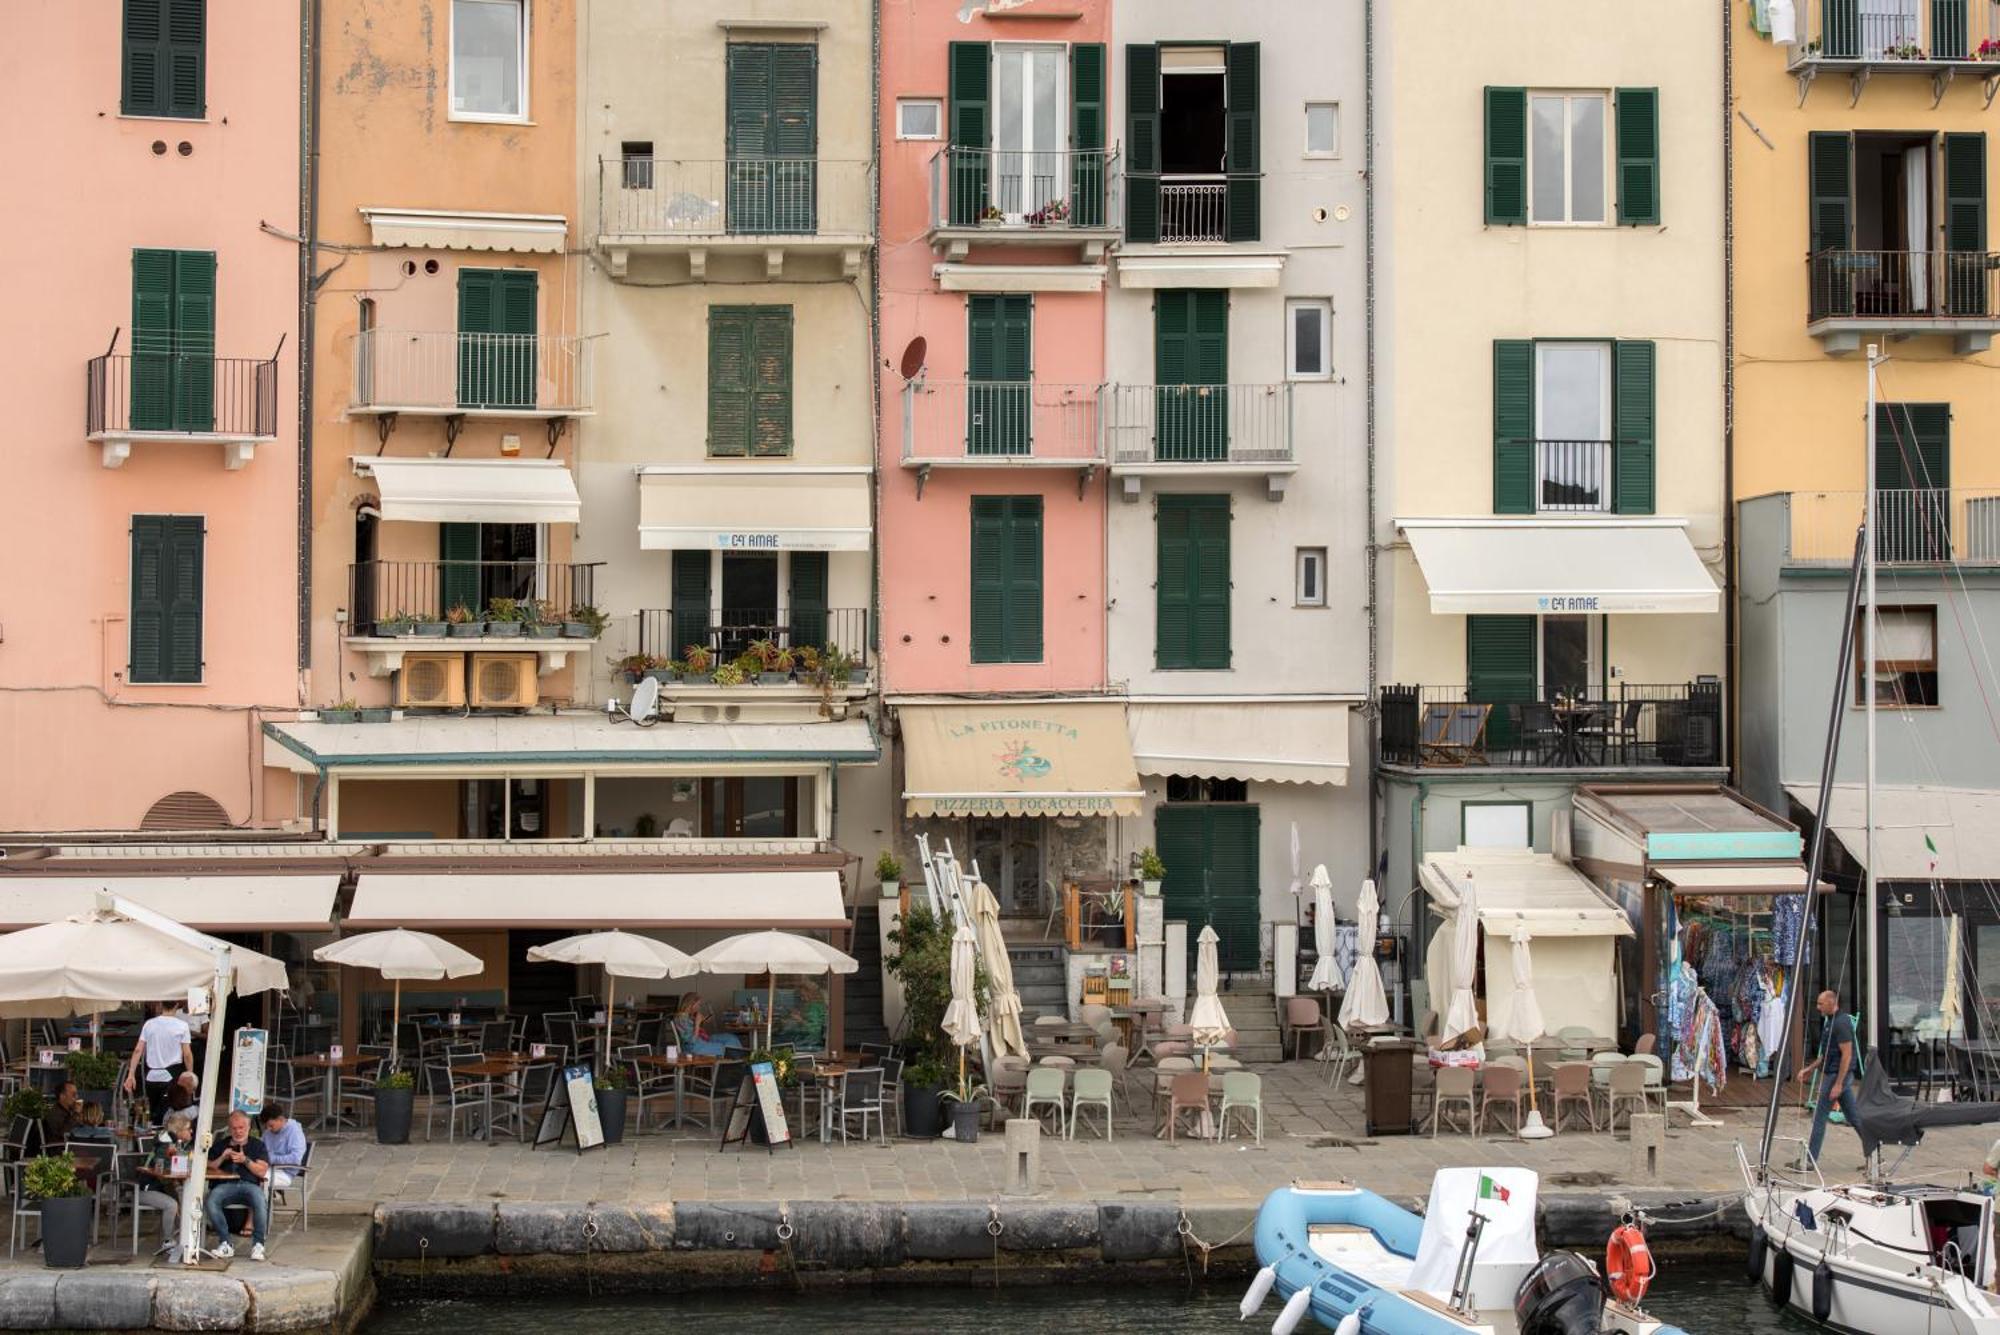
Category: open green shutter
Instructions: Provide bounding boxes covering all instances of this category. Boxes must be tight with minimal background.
[1467,614,1536,750]
[1614,341,1657,515]
[1125,44,1161,243]
[1615,88,1660,226]
[130,249,176,431]
[1005,497,1043,662]
[171,250,214,432]
[1492,340,1535,514]
[749,306,793,456]
[1945,133,1988,317]
[439,523,481,618]
[1071,44,1107,228]
[122,0,164,116]
[788,551,828,650]
[1808,131,1856,319]
[1224,43,1260,242]
[1485,87,1527,225]
[948,42,990,227]
[707,307,752,457]
[165,0,205,118]
[1190,497,1231,669]
[672,550,713,657]
[970,496,1007,662]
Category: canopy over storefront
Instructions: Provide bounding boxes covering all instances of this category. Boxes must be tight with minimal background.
[1786,783,2000,881]
[1399,518,1719,615]
[1654,864,1826,896]
[900,702,1142,817]
[355,456,582,525]
[347,870,847,930]
[0,876,339,932]
[1126,700,1351,786]
[264,715,879,774]
[637,467,872,552]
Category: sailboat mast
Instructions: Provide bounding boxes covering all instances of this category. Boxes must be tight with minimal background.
[1864,345,1881,1052]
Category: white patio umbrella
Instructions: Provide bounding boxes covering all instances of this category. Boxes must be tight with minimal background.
[1304,865,1339,992]
[690,930,858,1049]
[1441,871,1483,1045]
[1188,925,1232,1069]
[527,931,698,1067]
[1288,822,1304,905]
[314,929,483,1068]
[971,880,1027,1058]
[1339,879,1390,1028]
[941,922,982,1097]
[1507,923,1554,1140]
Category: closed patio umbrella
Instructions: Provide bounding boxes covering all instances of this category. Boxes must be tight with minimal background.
[971,881,1026,1058]
[1441,871,1482,1045]
[1339,879,1390,1028]
[941,922,981,1096]
[1305,865,1338,992]
[527,931,697,1067]
[1188,925,1232,1069]
[690,930,858,1049]
[1507,923,1554,1139]
[314,929,483,1069]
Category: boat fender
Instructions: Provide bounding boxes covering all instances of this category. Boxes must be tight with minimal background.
[1272,1286,1313,1335]
[1769,1249,1794,1308]
[1333,1315,1361,1335]
[1812,1259,1834,1322]
[1240,1266,1277,1319]
[1605,1220,1655,1305]
[1745,1228,1767,1283]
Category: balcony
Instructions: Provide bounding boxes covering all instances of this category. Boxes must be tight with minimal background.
[85,350,279,470]
[1776,488,2000,565]
[634,607,872,708]
[596,157,872,278]
[1807,249,2000,353]
[925,147,1120,268]
[1102,383,1296,499]
[1534,440,1615,513]
[344,559,604,677]
[1785,0,2000,104]
[900,381,1104,492]
[349,331,595,444]
[1378,683,1724,771]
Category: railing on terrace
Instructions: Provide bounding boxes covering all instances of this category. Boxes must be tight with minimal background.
[1791,0,2000,61]
[347,561,602,629]
[1808,250,2000,323]
[1535,440,1615,513]
[86,352,279,438]
[1102,383,1293,466]
[926,147,1119,232]
[1159,175,1227,242]
[901,381,1104,464]
[350,330,594,415]
[597,158,873,238]
[1780,488,2000,564]
[1378,683,1724,771]
[637,607,871,668]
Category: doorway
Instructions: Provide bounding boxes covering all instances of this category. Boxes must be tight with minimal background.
[970,817,1045,916]
[721,553,779,658]
[701,776,800,838]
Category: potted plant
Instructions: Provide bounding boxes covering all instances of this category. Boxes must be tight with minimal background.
[375,1068,415,1145]
[876,850,903,900]
[357,704,394,723]
[613,652,653,685]
[63,1050,120,1114]
[663,658,688,683]
[593,1066,629,1145]
[885,903,988,1139]
[979,203,1005,226]
[374,612,415,638]
[445,605,483,638]
[682,644,714,676]
[486,598,524,636]
[632,812,660,839]
[1026,198,1070,227]
[793,645,822,676]
[643,659,674,685]
[25,1153,91,1268]
[1981,37,2000,60]
[942,1072,987,1143]
[712,661,748,687]
[1137,846,1166,897]
[321,699,360,724]
[525,599,563,640]
[3,1088,46,1154]
[412,611,449,637]
[769,646,796,681]
[565,604,608,639]
[900,1053,949,1139]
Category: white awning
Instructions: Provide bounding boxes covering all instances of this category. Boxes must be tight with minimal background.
[359,207,567,254]
[1421,850,1635,939]
[346,870,847,929]
[1399,518,1719,615]
[1656,864,1827,896]
[0,876,339,932]
[900,702,1142,817]
[356,457,581,525]
[638,468,871,551]
[1127,701,1349,786]
[1786,783,2000,880]
[264,715,879,774]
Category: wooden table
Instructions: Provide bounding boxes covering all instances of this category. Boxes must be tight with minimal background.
[633,1052,718,1130]
[457,1055,540,1142]
[291,1053,371,1133]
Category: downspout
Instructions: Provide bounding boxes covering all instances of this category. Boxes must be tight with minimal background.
[1721,0,1740,782]
[1407,776,1426,1025]
[1363,0,1380,878]
[868,0,883,673]
[297,0,323,691]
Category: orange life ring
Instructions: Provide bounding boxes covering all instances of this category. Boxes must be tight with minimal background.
[1605,1222,1655,1304]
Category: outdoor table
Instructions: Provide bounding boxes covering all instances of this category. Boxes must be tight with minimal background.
[806,1063,860,1144]
[291,1053,370,1133]
[633,1052,718,1130]
[457,1056,536,1142]
[1547,703,1607,765]
[1118,1000,1167,1058]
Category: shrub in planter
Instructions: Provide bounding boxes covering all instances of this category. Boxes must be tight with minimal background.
[375,1069,415,1145]
[63,1051,120,1115]
[712,662,748,687]
[901,1054,947,1138]
[876,849,903,899]
[614,653,658,685]
[1137,846,1167,896]
[445,606,484,638]
[593,1067,628,1146]
[25,1154,91,1268]
[525,599,563,640]
[886,904,989,1139]
[682,645,715,676]
[566,605,609,639]
[320,700,360,724]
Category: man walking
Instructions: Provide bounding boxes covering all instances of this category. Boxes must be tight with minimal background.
[123,1001,193,1127]
[1795,989,1864,1170]
[203,1110,269,1261]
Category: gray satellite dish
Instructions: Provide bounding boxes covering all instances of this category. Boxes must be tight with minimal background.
[628,676,662,724]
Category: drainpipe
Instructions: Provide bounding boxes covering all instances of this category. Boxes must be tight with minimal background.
[868,0,883,672]
[1721,0,1740,780]
[1363,0,1380,877]
[297,0,323,688]
[1406,777,1427,1026]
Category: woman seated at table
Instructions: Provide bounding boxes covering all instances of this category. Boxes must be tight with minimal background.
[136,1112,195,1261]
[672,994,745,1056]
[70,1101,114,1143]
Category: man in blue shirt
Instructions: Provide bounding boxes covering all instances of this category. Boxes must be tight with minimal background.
[1795,989,1864,1170]
[259,1103,307,1192]
[204,1110,270,1261]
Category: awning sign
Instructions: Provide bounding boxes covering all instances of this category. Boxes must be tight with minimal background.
[901,703,1143,818]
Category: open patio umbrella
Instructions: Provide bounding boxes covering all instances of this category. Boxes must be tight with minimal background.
[1507,923,1554,1139]
[527,931,697,1067]
[314,929,483,1069]
[1304,865,1338,993]
[941,922,982,1097]
[971,880,1026,1058]
[690,930,857,1049]
[1441,870,1483,1045]
[1188,925,1232,1070]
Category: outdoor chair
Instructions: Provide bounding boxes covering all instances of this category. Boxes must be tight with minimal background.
[113,1151,170,1255]
[623,1050,677,1133]
[1151,1056,1195,1119]
[1068,1068,1114,1141]
[1325,1024,1360,1088]
[685,1059,745,1132]
[988,1056,1029,1127]
[480,1021,514,1055]
[1557,1026,1598,1061]
[1549,1062,1595,1133]
[878,1054,906,1135]
[1430,1066,1477,1136]
[269,1139,312,1232]
[1634,1032,1658,1056]
[1164,1072,1212,1143]
[1589,1053,1629,1118]
[1037,1054,1075,1070]
[422,1055,494,1143]
[1042,877,1064,941]
[1216,1071,1263,1145]
[1283,997,1326,1061]
[569,996,599,1017]
[1078,1003,1114,1034]
[835,1067,888,1146]
[1628,1054,1668,1116]
[1479,1063,1525,1136]
[1418,703,1490,765]
[1605,1062,1649,1132]
[504,1062,558,1140]
[8,1162,42,1258]
[1096,1042,1134,1104]
[857,1042,894,1063]
[1519,702,1560,765]
[340,1046,392,1127]
[1022,1067,1068,1137]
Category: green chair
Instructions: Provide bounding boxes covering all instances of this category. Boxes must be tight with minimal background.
[1216,1071,1263,1145]
[1068,1069,1114,1141]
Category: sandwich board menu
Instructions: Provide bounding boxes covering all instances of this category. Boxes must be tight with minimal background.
[531,1063,605,1154]
[719,1061,791,1152]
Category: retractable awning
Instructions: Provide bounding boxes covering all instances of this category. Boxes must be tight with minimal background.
[0,876,339,932]
[1399,518,1718,615]
[1786,783,2000,880]
[1127,701,1350,786]
[356,457,582,525]
[1655,864,1826,896]
[1421,850,1634,939]
[900,702,1142,817]
[263,715,879,774]
[638,468,871,551]
[346,870,846,929]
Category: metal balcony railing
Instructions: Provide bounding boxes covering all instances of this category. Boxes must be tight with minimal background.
[926,147,1119,231]
[1378,682,1725,770]
[901,381,1104,465]
[1779,488,2000,564]
[348,561,603,629]
[636,607,871,667]
[597,157,872,239]
[86,352,279,439]
[1158,175,1228,242]
[1808,249,2000,323]
[1536,440,1615,513]
[1102,383,1293,466]
[1791,0,1999,61]
[350,330,594,415]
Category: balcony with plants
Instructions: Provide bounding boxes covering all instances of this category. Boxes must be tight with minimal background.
[623,608,872,714]
[1784,0,2000,102]
[925,147,1121,261]
[343,561,607,677]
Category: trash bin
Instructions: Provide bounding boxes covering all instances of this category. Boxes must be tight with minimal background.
[1364,1038,1417,1136]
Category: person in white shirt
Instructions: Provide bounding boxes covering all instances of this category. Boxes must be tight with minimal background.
[123,1002,194,1126]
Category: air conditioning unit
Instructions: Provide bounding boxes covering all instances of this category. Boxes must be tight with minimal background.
[470,652,539,709]
[396,653,465,709]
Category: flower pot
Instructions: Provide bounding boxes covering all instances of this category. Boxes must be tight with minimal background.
[373,622,403,638]
[447,622,484,638]
[488,623,523,639]
[526,623,561,639]
[596,1089,628,1145]
[320,709,359,725]
[759,671,791,686]
[880,880,900,901]
[414,622,448,637]
[902,1081,945,1138]
[375,1086,414,1144]
[39,1195,92,1268]
[643,669,673,685]
[949,1100,981,1143]
[357,708,393,723]
[1142,879,1162,898]
[563,622,590,638]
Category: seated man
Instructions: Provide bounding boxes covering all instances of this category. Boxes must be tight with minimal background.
[259,1103,306,1192]
[203,1110,270,1261]
[41,1081,82,1146]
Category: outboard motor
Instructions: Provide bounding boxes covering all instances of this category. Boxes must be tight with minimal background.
[1514,1251,1605,1335]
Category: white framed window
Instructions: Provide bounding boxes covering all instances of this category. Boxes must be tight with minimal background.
[1534,341,1612,511]
[1529,91,1607,225]
[1462,802,1533,849]
[992,43,1066,216]
[897,98,942,140]
[1287,299,1333,380]
[1295,548,1327,607]
[451,0,529,123]
[1304,102,1340,157]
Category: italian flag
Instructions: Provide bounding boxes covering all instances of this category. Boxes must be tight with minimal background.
[1477,1175,1511,1204]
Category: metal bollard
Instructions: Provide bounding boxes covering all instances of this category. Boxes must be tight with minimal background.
[1628,1112,1666,1179]
[1004,1118,1040,1195]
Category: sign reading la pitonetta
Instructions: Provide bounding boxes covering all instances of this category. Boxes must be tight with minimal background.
[899,703,1144,818]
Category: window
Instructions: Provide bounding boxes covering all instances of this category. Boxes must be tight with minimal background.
[1294,548,1327,607]
[970,496,1043,663]
[1808,132,1985,321]
[1535,341,1612,513]
[707,306,793,457]
[897,98,942,140]
[948,43,1107,227]
[1156,494,1231,669]
[1530,92,1607,224]
[451,0,527,121]
[620,141,654,190]
[1486,87,1657,226]
[1287,299,1332,380]
[990,44,1067,216]
[1125,42,1260,242]
[123,0,205,118]
[130,515,203,684]
[1462,802,1532,849]
[1857,605,1939,707]
[1304,102,1340,157]
[1493,338,1655,515]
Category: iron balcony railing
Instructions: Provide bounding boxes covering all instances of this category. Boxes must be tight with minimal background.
[926,147,1119,231]
[597,157,873,239]
[1102,383,1293,466]
[1159,175,1228,242]
[637,607,871,668]
[1779,488,2000,564]
[901,380,1105,464]
[1536,440,1615,513]
[350,330,594,415]
[347,561,602,630]
[1791,0,1999,61]
[1807,249,2000,323]
[1378,682,1725,771]
[86,352,279,439]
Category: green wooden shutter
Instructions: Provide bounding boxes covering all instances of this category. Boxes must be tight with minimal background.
[1944,132,1988,317]
[672,550,713,657]
[748,306,793,456]
[948,42,991,227]
[1004,496,1043,662]
[1808,131,1856,319]
[769,44,818,234]
[1824,0,1860,57]
[788,551,828,650]
[165,0,205,118]
[129,516,167,682]
[496,269,538,409]
[1157,495,1228,669]
[122,0,164,116]
[163,515,203,682]
[1224,42,1261,243]
[1467,614,1537,751]
[170,249,214,432]
[1204,804,1262,972]
[1484,87,1527,225]
[1614,88,1660,226]
[123,0,203,118]
[1492,340,1535,514]
[707,307,752,457]
[1935,0,1972,59]
[439,522,481,619]
[1071,44,1107,228]
[967,294,1031,455]
[970,497,1042,663]
[1154,804,1207,953]
[1613,341,1657,516]
[1189,497,1231,669]
[130,248,176,431]
[1155,290,1227,461]
[456,269,498,408]
[1125,44,1161,243]
[130,515,203,684]
[1875,404,1952,562]
[726,43,773,233]
[970,497,1007,662]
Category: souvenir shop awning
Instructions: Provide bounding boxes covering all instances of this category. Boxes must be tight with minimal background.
[354,457,582,524]
[900,702,1143,818]
[1399,518,1719,615]
[347,870,847,930]
[1421,850,1633,939]
[1655,864,1827,897]
[1786,783,2000,881]
[1126,700,1351,786]
[0,876,340,932]
[637,467,872,552]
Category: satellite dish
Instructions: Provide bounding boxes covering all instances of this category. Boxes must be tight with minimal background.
[898,336,928,381]
[628,676,661,724]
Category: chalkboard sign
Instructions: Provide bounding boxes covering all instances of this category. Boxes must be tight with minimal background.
[531,1063,606,1154]
[719,1061,793,1153]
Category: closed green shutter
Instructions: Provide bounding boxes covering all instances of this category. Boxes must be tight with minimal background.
[1492,340,1535,514]
[788,551,828,651]
[948,42,991,227]
[1935,0,1972,59]
[1613,341,1657,515]
[171,249,214,432]
[1614,88,1660,226]
[130,515,203,684]
[1875,403,1952,562]
[457,269,537,409]
[123,0,204,118]
[1466,614,1536,751]
[1155,289,1227,461]
[1944,132,1988,316]
[1125,44,1162,243]
[1808,131,1856,319]
[130,249,176,431]
[1224,42,1260,243]
[1485,87,1527,225]
[1204,804,1262,972]
[439,523,481,619]
[1153,806,1205,937]
[672,550,713,657]
[1071,44,1107,228]
[969,496,1042,663]
[770,44,817,233]
[748,306,793,456]
[966,294,1031,455]
[708,306,792,457]
[726,43,817,234]
[1156,494,1229,669]
[1006,496,1044,662]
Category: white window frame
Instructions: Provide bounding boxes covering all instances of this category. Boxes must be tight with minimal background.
[1303,101,1340,158]
[1294,547,1328,607]
[1462,801,1533,850]
[1286,298,1333,381]
[991,42,1068,217]
[1527,90,1609,227]
[897,98,943,141]
[449,0,531,125]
